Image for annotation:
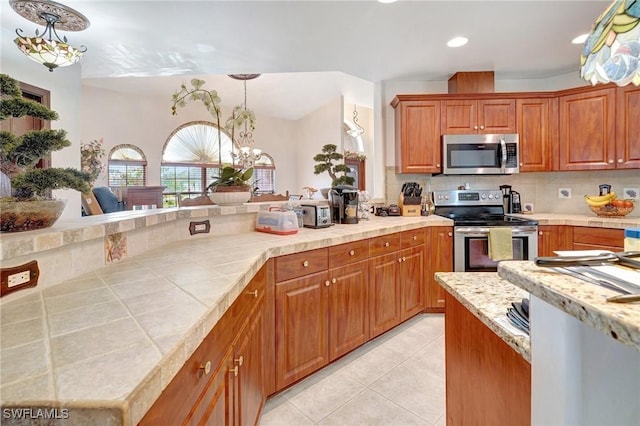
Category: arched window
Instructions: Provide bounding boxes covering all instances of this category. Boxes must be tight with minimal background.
[161,121,277,206]
[108,144,147,186]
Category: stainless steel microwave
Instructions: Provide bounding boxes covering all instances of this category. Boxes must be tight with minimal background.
[442,134,519,175]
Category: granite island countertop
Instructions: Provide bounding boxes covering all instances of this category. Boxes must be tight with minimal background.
[0,215,451,425]
[434,272,531,362]
[498,260,640,353]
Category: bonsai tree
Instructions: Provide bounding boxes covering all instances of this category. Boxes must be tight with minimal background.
[313,144,355,187]
[0,74,91,200]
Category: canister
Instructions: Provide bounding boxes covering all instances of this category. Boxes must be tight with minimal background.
[624,228,640,252]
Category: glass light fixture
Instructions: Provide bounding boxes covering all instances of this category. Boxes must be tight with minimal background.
[346,105,365,137]
[228,74,263,168]
[580,0,640,86]
[10,0,90,72]
[447,36,469,48]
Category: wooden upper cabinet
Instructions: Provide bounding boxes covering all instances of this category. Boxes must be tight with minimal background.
[557,87,616,171]
[392,99,442,173]
[441,99,516,134]
[516,97,554,172]
[616,85,640,169]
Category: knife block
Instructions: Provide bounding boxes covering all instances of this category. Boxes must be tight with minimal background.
[399,194,422,216]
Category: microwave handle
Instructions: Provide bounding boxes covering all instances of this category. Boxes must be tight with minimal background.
[500,138,507,171]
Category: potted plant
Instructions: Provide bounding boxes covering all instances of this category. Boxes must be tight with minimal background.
[0,74,91,232]
[313,144,355,197]
[171,78,255,205]
[80,138,105,186]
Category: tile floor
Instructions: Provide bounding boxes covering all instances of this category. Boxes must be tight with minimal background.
[260,314,446,426]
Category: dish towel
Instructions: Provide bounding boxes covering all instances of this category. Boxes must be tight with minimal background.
[488,228,513,261]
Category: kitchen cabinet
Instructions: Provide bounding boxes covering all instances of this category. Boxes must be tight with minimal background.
[616,85,640,169]
[392,99,442,173]
[444,292,531,426]
[557,87,616,171]
[441,99,516,134]
[537,225,573,257]
[369,251,402,338]
[400,229,427,320]
[516,97,554,172]
[572,226,624,252]
[140,265,266,426]
[274,245,369,390]
[426,226,453,312]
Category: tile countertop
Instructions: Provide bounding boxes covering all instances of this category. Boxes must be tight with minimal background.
[509,212,640,228]
[434,272,531,362]
[0,215,450,425]
[498,261,640,353]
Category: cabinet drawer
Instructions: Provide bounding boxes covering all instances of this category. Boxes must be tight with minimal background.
[369,233,401,257]
[232,264,266,334]
[401,228,426,248]
[329,240,370,268]
[573,227,624,249]
[275,248,328,282]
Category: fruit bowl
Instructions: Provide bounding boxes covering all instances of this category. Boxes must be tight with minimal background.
[588,203,634,217]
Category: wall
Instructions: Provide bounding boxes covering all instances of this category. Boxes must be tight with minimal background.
[1,43,83,219]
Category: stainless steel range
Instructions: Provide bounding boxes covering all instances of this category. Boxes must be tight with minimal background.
[433,189,538,272]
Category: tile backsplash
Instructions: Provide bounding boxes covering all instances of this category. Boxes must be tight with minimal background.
[386,168,640,217]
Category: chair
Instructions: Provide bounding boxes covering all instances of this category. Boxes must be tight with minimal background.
[92,187,126,213]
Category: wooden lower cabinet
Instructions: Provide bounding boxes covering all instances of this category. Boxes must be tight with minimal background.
[426,227,453,312]
[537,225,573,257]
[234,306,265,426]
[445,292,531,426]
[369,252,402,338]
[572,226,624,252]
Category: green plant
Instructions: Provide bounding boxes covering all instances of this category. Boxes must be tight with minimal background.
[313,144,355,187]
[207,166,254,191]
[0,74,91,200]
[80,138,105,185]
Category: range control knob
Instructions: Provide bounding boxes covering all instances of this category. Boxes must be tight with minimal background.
[481,194,487,199]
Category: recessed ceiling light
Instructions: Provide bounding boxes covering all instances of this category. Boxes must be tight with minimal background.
[378,0,398,3]
[572,33,588,44]
[447,37,469,48]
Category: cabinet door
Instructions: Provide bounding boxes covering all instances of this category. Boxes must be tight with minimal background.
[187,350,234,426]
[558,88,616,170]
[537,225,573,257]
[441,100,477,134]
[616,85,640,169]
[572,226,624,252]
[477,99,516,134]
[368,252,401,338]
[234,304,265,426]
[399,245,425,321]
[275,271,329,389]
[517,98,552,171]
[426,227,453,312]
[328,261,369,361]
[395,100,442,173]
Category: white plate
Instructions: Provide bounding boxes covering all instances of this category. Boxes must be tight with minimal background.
[553,250,613,257]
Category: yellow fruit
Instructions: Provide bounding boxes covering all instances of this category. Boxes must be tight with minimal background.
[585,192,616,207]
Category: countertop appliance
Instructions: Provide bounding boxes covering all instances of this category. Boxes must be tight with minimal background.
[433,189,538,272]
[499,185,522,214]
[442,134,519,175]
[330,185,359,224]
[301,204,332,228]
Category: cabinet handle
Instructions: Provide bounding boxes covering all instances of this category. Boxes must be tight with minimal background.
[229,366,238,377]
[349,250,355,256]
[247,290,258,298]
[384,242,390,247]
[520,162,523,167]
[402,256,406,262]
[412,235,417,241]
[539,231,543,236]
[235,356,244,366]
[200,361,212,376]
[608,159,614,164]
[332,278,337,284]
[474,125,478,130]
[447,232,453,237]
[436,163,441,167]
[618,159,623,163]
[398,258,403,263]
[325,280,330,287]
[480,125,485,130]
[303,260,309,267]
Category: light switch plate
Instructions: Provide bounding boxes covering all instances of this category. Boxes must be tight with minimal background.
[559,188,572,199]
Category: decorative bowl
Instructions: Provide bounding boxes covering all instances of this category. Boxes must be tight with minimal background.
[0,199,67,232]
[588,203,634,217]
[208,188,251,206]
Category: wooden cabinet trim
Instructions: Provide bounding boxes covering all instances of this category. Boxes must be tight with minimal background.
[275,248,328,282]
[369,233,401,257]
[328,239,370,268]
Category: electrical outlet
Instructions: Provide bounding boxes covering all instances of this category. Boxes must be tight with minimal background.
[189,220,211,235]
[559,188,572,199]
[8,271,31,287]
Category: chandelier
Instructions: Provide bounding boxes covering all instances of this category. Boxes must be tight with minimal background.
[10,0,90,72]
[580,0,640,86]
[346,105,365,137]
[228,74,262,168]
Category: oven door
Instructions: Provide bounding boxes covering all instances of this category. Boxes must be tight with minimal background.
[454,226,538,272]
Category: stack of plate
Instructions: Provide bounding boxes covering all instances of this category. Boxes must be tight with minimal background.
[507,298,529,335]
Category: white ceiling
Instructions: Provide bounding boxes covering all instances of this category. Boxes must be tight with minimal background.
[2,0,610,120]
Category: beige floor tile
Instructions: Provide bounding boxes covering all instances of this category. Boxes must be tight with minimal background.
[318,389,429,426]
[403,335,446,379]
[337,344,405,386]
[260,394,315,426]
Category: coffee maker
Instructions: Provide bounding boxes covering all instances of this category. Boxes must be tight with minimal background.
[330,185,359,224]
[499,185,522,214]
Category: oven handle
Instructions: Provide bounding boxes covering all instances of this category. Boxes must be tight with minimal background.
[455,227,538,236]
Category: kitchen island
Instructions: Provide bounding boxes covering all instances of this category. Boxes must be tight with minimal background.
[0,210,451,425]
[436,261,640,426]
